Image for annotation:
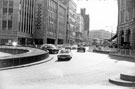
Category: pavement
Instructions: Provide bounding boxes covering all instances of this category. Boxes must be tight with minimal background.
[88,46,135,63]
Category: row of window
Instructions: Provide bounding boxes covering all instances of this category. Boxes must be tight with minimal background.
[120,8,134,24]
[3,7,13,14]
[48,0,57,13]
[3,0,13,8]
[48,22,56,36]
[2,20,12,30]
[19,0,34,34]
[2,0,13,30]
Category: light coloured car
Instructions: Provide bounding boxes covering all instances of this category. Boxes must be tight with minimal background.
[57,49,73,61]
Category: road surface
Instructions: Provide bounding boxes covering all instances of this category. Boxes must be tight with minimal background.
[0,49,134,89]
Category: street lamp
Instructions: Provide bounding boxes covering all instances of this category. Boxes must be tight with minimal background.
[12,41,18,47]
[105,26,113,38]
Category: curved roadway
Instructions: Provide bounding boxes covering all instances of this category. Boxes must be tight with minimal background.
[0,49,134,89]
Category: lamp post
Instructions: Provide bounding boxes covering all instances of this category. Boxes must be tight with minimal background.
[105,26,113,51]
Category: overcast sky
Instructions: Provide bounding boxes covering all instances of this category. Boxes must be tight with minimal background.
[74,0,118,33]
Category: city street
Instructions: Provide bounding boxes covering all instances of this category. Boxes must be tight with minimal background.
[0,49,135,89]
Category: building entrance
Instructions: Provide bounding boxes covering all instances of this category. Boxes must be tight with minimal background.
[47,38,55,44]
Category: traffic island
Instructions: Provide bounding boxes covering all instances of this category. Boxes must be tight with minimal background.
[109,73,135,87]
[0,46,50,69]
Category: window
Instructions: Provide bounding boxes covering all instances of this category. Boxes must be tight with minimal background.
[3,0,8,8]
[2,20,7,30]
[9,8,13,14]
[8,20,12,29]
[3,8,7,13]
[9,0,13,8]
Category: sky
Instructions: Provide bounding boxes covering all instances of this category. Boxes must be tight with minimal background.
[74,0,118,33]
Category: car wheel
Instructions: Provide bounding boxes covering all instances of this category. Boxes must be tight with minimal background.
[58,58,61,61]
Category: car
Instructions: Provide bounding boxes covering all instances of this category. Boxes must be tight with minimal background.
[56,45,63,50]
[40,44,59,54]
[65,46,72,50]
[77,46,86,52]
[57,49,72,61]
[71,45,78,50]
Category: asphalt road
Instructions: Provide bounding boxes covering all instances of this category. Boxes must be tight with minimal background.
[0,49,134,89]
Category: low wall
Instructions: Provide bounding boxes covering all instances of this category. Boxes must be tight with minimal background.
[0,48,29,54]
[0,46,49,68]
[93,50,110,54]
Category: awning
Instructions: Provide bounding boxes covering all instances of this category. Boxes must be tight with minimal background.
[109,34,117,41]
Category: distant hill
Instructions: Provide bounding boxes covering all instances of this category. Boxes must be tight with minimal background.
[89,29,115,41]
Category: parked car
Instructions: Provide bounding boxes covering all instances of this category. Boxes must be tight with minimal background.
[65,46,72,50]
[77,46,86,52]
[71,45,78,50]
[57,49,72,61]
[40,44,59,54]
[56,45,63,50]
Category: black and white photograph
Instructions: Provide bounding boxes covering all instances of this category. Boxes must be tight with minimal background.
[0,0,135,89]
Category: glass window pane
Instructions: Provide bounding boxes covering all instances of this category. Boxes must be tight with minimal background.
[9,8,13,13]
[2,20,7,30]
[8,20,12,29]
[3,8,7,13]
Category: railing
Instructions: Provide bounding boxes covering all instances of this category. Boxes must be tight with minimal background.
[111,48,135,58]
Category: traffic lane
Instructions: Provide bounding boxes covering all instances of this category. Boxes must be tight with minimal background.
[0,51,134,89]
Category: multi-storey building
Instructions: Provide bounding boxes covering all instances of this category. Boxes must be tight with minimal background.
[0,0,35,45]
[34,0,67,45]
[117,0,135,49]
[60,0,77,45]
[89,29,115,44]
[75,13,83,44]
[0,0,67,46]
[81,8,90,44]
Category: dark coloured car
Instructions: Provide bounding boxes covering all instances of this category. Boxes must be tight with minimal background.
[40,44,59,54]
[57,49,72,61]
[77,46,86,52]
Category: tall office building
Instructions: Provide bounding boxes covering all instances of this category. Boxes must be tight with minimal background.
[34,0,67,45]
[81,8,90,43]
[0,0,67,46]
[60,0,77,45]
[75,13,84,44]
[0,0,35,45]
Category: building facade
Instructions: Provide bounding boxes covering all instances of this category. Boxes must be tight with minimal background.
[75,13,83,44]
[0,0,35,45]
[89,29,115,45]
[0,0,67,46]
[117,0,135,49]
[81,8,90,44]
[60,0,77,45]
[34,0,67,45]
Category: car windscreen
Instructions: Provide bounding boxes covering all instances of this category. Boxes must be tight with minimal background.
[43,45,56,49]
